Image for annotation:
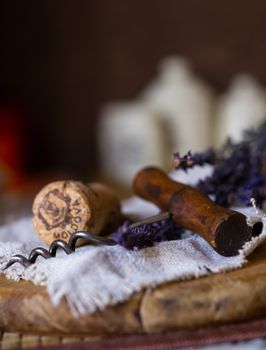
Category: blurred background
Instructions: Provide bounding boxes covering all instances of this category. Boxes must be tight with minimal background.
[1,0,266,204]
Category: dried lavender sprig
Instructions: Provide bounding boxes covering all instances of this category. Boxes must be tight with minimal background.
[174,122,266,208]
[199,125,266,207]
[111,219,183,250]
[173,149,216,171]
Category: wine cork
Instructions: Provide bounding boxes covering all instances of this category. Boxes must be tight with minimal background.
[32,181,122,246]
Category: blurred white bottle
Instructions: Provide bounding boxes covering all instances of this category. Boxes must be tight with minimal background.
[215,75,266,147]
[141,56,214,156]
[98,102,168,185]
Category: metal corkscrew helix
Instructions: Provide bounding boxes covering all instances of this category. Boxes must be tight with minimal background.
[2,212,170,270]
[2,232,117,270]
[2,231,117,270]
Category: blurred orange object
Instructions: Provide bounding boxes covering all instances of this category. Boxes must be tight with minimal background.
[0,107,25,191]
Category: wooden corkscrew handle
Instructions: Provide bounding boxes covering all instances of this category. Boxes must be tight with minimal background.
[133,167,254,256]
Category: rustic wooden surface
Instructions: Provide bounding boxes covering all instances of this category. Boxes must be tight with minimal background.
[141,241,266,333]
[0,331,97,349]
[0,276,143,336]
[1,242,266,336]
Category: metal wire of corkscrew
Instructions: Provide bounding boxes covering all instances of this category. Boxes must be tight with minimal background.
[2,232,117,270]
[2,212,171,270]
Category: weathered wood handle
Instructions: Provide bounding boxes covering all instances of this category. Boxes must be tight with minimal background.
[133,167,254,256]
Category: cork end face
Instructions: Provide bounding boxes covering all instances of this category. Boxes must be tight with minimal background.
[215,214,253,257]
[32,181,91,245]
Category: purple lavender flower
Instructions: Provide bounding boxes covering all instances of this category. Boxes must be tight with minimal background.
[174,122,266,208]
[111,219,183,250]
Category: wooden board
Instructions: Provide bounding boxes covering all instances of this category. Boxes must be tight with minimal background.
[1,242,266,336]
[0,332,81,350]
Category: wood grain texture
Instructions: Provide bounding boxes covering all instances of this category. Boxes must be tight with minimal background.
[141,242,266,333]
[1,332,21,350]
[0,332,100,349]
[133,167,254,256]
[1,242,266,336]
[0,277,143,335]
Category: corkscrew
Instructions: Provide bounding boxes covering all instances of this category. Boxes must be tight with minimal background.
[2,232,116,270]
[2,212,171,270]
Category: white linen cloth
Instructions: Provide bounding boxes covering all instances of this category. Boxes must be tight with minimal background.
[0,166,265,316]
